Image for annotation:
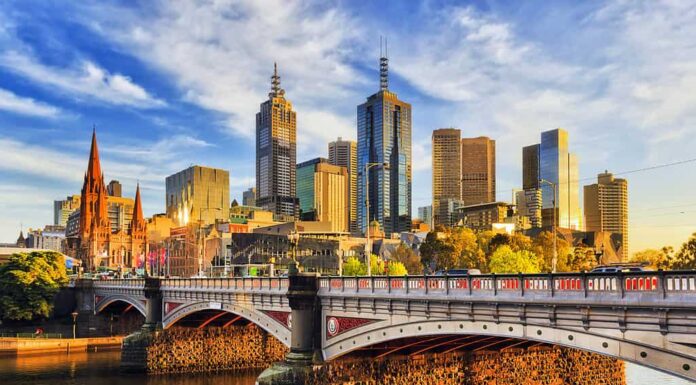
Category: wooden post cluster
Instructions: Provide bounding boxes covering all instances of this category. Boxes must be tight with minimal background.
[144,325,288,374]
[305,346,625,385]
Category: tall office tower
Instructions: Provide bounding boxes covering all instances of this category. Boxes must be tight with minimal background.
[242,187,256,207]
[521,144,542,228]
[54,195,81,226]
[432,128,462,226]
[537,128,581,229]
[357,45,412,236]
[296,158,349,232]
[584,172,628,260]
[328,137,358,233]
[166,165,230,226]
[417,206,433,229]
[256,63,299,220]
[461,136,496,205]
[107,180,122,197]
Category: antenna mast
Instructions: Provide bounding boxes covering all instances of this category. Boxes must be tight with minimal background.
[380,36,389,91]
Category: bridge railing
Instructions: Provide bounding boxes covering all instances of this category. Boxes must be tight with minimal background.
[318,271,696,300]
[161,277,289,292]
[93,278,145,288]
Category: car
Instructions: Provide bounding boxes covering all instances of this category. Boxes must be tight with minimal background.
[433,269,482,276]
[590,265,646,273]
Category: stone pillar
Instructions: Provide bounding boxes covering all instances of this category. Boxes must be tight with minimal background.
[257,263,321,385]
[74,279,96,337]
[121,277,163,373]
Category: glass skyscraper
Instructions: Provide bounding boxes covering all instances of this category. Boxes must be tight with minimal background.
[538,128,581,229]
[357,52,412,236]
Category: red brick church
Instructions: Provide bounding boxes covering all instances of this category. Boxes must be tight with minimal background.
[78,129,147,271]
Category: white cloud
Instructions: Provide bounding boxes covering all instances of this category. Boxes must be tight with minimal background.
[0,51,165,108]
[74,0,366,153]
[0,88,62,118]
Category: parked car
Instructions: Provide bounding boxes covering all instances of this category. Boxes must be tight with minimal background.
[433,269,482,276]
[590,264,647,273]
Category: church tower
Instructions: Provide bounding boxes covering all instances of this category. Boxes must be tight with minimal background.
[130,183,147,264]
[79,129,111,269]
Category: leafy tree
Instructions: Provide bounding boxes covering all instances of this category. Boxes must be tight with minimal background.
[448,227,487,271]
[370,254,386,275]
[531,231,572,272]
[489,233,510,251]
[672,233,696,270]
[418,231,443,272]
[0,251,68,321]
[488,245,540,274]
[508,232,533,253]
[342,256,366,276]
[386,261,408,276]
[567,246,598,272]
[630,248,672,270]
[391,243,422,274]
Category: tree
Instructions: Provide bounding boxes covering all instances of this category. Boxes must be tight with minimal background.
[531,231,572,272]
[0,251,69,321]
[489,233,510,251]
[488,246,541,274]
[672,233,696,270]
[567,245,598,272]
[391,243,422,274]
[419,231,443,272]
[370,254,386,275]
[630,248,672,270]
[342,256,366,276]
[387,261,408,276]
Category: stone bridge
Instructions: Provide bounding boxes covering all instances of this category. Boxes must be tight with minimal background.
[76,270,696,382]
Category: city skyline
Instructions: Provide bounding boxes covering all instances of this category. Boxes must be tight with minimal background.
[2,1,696,254]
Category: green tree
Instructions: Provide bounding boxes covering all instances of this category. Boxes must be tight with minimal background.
[448,227,487,271]
[391,243,422,274]
[488,245,541,274]
[342,256,366,276]
[567,245,598,272]
[531,231,572,272]
[630,248,672,270]
[672,233,696,270]
[370,254,386,275]
[387,261,408,276]
[0,251,69,321]
[418,231,442,272]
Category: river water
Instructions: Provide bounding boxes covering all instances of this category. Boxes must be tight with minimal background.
[0,350,692,385]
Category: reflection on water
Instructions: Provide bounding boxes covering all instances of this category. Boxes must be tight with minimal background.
[0,351,692,385]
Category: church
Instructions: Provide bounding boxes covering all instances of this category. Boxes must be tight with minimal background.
[77,129,147,271]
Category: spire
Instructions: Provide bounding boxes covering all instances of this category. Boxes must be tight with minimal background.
[270,62,284,97]
[86,127,102,184]
[380,36,389,91]
[133,183,144,224]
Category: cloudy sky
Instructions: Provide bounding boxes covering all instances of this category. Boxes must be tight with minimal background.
[1,0,696,254]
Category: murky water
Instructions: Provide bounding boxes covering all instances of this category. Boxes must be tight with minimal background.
[0,350,691,384]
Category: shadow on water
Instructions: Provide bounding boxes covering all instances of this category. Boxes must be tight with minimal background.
[0,350,259,385]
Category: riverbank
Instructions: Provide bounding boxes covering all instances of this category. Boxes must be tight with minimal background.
[0,336,122,355]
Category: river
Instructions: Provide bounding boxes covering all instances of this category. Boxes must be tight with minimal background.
[0,350,692,385]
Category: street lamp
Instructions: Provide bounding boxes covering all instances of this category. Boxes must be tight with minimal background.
[539,178,558,273]
[363,162,389,276]
[287,230,300,275]
[71,311,78,339]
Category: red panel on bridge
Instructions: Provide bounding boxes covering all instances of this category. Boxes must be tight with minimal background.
[262,310,292,329]
[326,316,380,339]
[165,302,183,315]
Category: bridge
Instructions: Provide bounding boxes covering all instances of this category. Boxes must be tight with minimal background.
[74,270,696,382]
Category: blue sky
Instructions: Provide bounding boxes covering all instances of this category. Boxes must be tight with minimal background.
[1,0,696,254]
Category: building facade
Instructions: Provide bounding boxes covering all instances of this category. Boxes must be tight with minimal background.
[453,202,511,231]
[166,165,230,227]
[584,172,628,260]
[77,130,147,270]
[417,205,433,230]
[524,129,581,230]
[255,63,299,220]
[432,128,462,226]
[297,158,349,233]
[357,52,412,237]
[54,195,81,227]
[328,137,358,234]
[25,225,65,252]
[242,187,257,207]
[461,136,496,205]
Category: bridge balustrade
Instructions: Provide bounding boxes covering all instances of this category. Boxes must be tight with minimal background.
[318,271,696,300]
[93,278,145,288]
[160,277,288,292]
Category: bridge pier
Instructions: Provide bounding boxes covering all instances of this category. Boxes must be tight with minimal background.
[257,266,322,385]
[121,277,163,373]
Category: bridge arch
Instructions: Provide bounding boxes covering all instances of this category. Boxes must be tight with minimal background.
[162,301,291,348]
[322,318,696,382]
[95,295,147,317]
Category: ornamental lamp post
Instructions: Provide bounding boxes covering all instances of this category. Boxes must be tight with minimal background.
[71,311,78,339]
[287,230,300,275]
[363,162,389,276]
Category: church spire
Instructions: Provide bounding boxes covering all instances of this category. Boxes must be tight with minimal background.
[133,183,144,225]
[86,126,102,184]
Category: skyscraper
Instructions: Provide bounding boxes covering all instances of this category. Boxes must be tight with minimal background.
[461,136,496,205]
[328,138,358,233]
[165,165,230,226]
[521,144,542,228]
[54,195,81,226]
[432,128,462,226]
[584,171,628,260]
[242,187,256,207]
[417,206,433,229]
[256,63,299,220]
[527,128,581,229]
[357,45,412,236]
[296,158,349,233]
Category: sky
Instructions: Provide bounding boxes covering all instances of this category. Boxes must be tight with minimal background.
[1,0,696,255]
